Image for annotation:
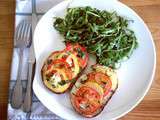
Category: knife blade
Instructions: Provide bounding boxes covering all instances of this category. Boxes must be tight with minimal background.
[28,13,37,63]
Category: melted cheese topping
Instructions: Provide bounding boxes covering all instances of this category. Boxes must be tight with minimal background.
[45,68,68,80]
[68,54,80,78]
[50,72,61,86]
[84,82,104,97]
[42,63,70,93]
[43,79,69,93]
[93,65,118,90]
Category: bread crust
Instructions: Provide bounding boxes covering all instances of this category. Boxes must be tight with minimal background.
[70,64,118,118]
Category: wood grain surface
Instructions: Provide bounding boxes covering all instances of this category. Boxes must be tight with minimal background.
[0,0,160,119]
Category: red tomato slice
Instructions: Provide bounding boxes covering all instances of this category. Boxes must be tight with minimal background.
[66,43,86,51]
[73,86,101,115]
[47,59,70,70]
[47,59,72,80]
[47,50,80,79]
[65,43,88,68]
[87,72,112,97]
[78,52,88,69]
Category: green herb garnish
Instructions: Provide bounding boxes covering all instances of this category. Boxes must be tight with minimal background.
[54,6,138,68]
[58,80,67,86]
[47,59,52,65]
[58,79,76,86]
[77,48,85,58]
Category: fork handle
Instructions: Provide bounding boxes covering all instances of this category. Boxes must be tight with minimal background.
[23,62,34,112]
[11,48,24,109]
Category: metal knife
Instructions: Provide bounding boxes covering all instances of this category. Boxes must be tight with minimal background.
[23,13,37,112]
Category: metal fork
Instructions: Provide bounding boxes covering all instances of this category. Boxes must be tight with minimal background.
[11,20,31,109]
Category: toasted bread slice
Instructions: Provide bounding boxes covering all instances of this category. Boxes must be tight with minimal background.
[70,64,118,117]
[41,44,88,93]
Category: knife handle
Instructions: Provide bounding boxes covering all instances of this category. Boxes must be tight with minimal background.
[23,62,34,112]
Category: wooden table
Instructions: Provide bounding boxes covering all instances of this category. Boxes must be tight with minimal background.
[0,0,160,119]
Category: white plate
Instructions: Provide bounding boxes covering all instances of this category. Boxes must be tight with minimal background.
[33,0,156,119]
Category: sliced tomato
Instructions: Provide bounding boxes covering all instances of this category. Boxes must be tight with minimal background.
[87,72,112,97]
[66,43,86,51]
[65,54,80,78]
[47,50,80,79]
[48,50,71,62]
[52,51,78,68]
[84,82,104,98]
[77,53,88,69]
[46,59,72,80]
[73,86,101,115]
[46,67,68,80]
[53,52,80,78]
[47,51,70,68]
[65,43,88,69]
[47,59,70,70]
[103,78,112,96]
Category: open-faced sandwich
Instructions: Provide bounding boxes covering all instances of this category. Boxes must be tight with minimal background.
[70,64,118,118]
[41,43,89,93]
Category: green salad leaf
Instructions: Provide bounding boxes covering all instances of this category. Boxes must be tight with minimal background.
[54,6,138,69]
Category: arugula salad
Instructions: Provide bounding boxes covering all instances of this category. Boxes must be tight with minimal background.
[54,6,138,68]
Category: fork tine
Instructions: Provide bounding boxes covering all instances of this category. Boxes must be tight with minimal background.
[15,21,23,41]
[23,23,31,47]
[26,23,31,46]
[22,22,28,41]
[19,21,27,41]
[17,21,25,42]
[14,23,21,46]
[15,23,20,39]
[14,20,32,48]
[15,21,24,46]
[23,23,29,45]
